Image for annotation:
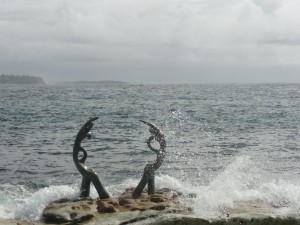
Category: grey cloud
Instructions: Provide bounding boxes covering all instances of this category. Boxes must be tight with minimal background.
[252,0,282,14]
[0,0,300,83]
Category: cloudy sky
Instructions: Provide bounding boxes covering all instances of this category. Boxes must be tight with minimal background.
[1,0,300,84]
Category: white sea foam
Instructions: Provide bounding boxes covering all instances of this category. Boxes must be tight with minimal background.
[107,156,300,218]
[168,156,300,218]
[14,184,80,220]
[0,184,31,219]
[1,156,300,220]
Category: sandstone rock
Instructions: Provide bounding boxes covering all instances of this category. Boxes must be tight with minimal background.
[40,189,300,225]
[96,188,188,214]
[42,188,188,224]
[42,197,96,223]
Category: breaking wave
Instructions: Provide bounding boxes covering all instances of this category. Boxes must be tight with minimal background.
[1,156,300,220]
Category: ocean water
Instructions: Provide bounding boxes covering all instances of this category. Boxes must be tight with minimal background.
[0,83,299,220]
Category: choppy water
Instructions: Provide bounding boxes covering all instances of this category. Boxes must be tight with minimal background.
[0,83,300,220]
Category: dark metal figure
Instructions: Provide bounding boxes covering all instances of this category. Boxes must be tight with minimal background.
[132,120,166,198]
[73,117,110,199]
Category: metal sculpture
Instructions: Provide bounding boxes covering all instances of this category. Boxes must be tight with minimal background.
[73,117,110,199]
[132,120,166,198]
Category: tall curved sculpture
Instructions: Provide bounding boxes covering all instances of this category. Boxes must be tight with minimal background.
[132,120,166,198]
[73,117,110,199]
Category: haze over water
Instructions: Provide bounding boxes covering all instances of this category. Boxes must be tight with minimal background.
[0,83,300,220]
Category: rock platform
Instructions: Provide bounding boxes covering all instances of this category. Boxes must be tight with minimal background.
[3,188,300,225]
[42,187,189,224]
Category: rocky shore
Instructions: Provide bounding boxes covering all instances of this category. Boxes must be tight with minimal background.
[3,188,300,225]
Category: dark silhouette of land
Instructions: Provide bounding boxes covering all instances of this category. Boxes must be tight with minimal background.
[0,75,45,84]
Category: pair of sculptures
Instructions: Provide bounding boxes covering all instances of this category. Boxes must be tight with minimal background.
[73,117,166,199]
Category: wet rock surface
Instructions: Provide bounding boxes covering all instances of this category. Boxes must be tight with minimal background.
[42,188,189,224]
[42,197,96,223]
[97,187,188,214]
[28,190,299,225]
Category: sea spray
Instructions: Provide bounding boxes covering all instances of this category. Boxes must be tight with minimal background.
[174,155,300,218]
[14,184,80,220]
[180,155,265,218]
[0,184,31,219]
[1,156,300,220]
[259,180,300,216]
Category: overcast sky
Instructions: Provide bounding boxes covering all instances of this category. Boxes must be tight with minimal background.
[1,0,300,84]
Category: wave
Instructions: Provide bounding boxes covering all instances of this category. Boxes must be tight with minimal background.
[1,156,300,220]
[176,156,300,218]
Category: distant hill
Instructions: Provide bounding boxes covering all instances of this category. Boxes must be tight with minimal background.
[0,75,45,84]
[63,80,129,85]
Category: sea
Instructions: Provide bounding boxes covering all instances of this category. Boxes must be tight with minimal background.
[0,83,299,220]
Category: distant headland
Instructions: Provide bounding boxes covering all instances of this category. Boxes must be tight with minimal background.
[0,74,45,84]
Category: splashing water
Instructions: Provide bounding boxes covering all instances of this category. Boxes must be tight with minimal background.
[1,156,299,220]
